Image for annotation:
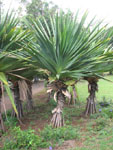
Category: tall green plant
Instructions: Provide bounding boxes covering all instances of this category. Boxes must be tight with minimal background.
[25,11,111,127]
[0,10,31,130]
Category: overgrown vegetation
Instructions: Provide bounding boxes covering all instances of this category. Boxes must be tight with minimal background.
[3,127,42,150]
[2,125,79,149]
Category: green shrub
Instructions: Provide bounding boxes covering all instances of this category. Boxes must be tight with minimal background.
[3,125,79,149]
[40,125,79,145]
[97,107,113,119]
[102,108,113,118]
[90,100,113,119]
[3,127,43,150]
[99,97,111,107]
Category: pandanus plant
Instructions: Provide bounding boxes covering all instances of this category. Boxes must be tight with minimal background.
[24,11,112,127]
[0,54,26,130]
[84,56,113,116]
[0,10,31,130]
[83,28,113,116]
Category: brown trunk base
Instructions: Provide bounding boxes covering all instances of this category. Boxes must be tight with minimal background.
[51,107,64,127]
[12,99,24,118]
[68,86,77,105]
[85,97,96,116]
[51,91,65,128]
[85,78,98,116]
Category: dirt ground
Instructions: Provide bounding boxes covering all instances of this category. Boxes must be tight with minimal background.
[1,81,45,112]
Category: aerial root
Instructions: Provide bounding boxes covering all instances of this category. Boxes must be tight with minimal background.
[51,108,64,128]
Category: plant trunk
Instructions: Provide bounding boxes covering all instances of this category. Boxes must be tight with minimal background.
[12,82,23,118]
[68,85,77,105]
[0,86,5,132]
[85,79,98,116]
[26,81,33,110]
[51,91,65,127]
[73,86,77,104]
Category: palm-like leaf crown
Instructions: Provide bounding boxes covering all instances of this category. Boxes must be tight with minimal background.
[0,10,33,76]
[0,11,30,52]
[25,11,111,82]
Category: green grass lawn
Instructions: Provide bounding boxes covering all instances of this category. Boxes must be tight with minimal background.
[76,75,113,102]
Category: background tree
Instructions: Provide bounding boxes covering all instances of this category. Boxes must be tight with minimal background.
[25,0,58,18]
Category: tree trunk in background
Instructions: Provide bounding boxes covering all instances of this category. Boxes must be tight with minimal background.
[85,78,98,116]
[26,81,33,110]
[12,82,23,118]
[69,85,77,105]
[0,85,5,132]
[73,85,77,104]
[51,91,65,127]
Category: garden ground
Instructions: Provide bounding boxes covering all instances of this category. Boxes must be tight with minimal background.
[1,75,113,150]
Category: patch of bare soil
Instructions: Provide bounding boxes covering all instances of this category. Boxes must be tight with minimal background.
[20,90,50,131]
